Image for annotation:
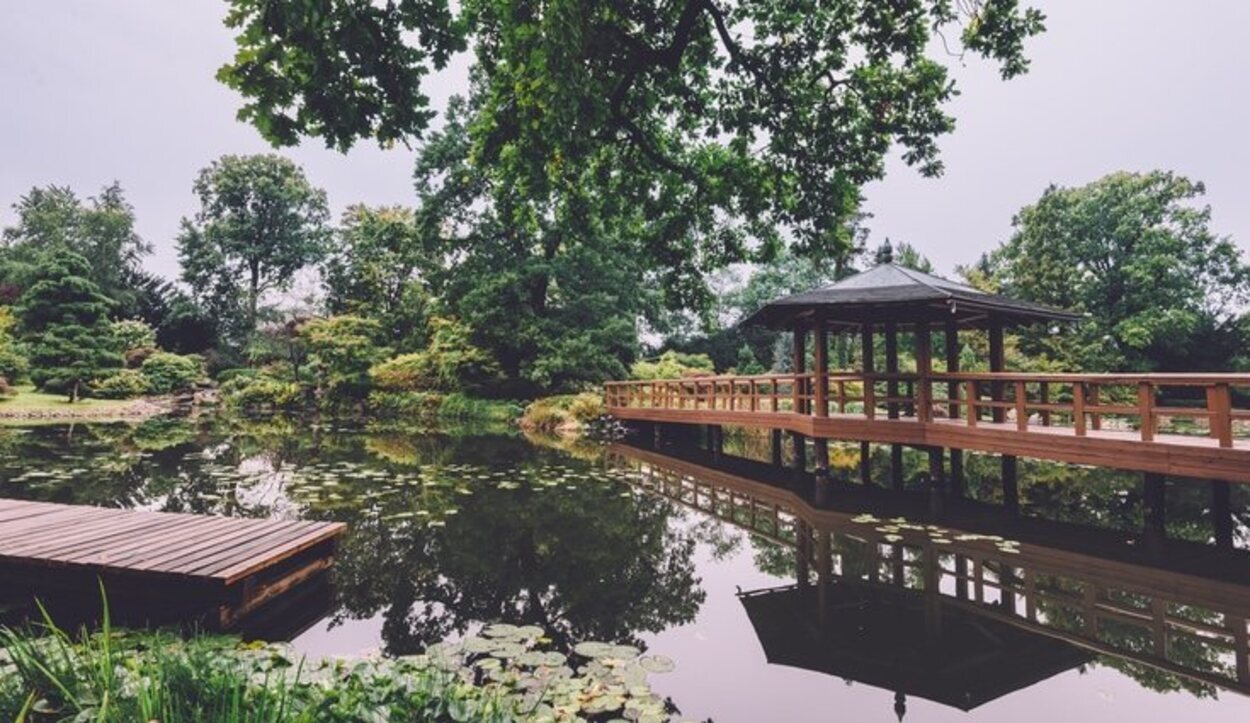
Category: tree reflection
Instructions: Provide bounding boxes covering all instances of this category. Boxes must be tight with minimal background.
[330,478,705,655]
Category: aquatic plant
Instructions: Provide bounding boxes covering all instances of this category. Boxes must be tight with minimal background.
[0,602,688,722]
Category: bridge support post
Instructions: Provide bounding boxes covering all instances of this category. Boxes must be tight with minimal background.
[927,448,945,515]
[1001,455,1019,514]
[859,442,873,486]
[1144,473,1167,546]
[1213,480,1233,549]
[771,428,784,466]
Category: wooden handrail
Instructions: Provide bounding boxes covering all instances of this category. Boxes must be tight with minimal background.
[604,370,1249,447]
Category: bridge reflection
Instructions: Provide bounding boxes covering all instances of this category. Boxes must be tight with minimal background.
[608,442,1250,711]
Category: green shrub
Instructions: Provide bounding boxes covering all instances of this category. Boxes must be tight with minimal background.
[369,352,432,391]
[567,392,605,423]
[109,318,157,352]
[367,390,446,417]
[140,352,204,394]
[439,393,523,421]
[215,367,259,384]
[220,376,303,410]
[0,345,29,383]
[630,350,715,380]
[93,369,150,399]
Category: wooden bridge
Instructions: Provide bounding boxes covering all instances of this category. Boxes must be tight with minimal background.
[606,370,1250,480]
[609,443,1250,701]
[0,498,345,630]
[606,257,1250,482]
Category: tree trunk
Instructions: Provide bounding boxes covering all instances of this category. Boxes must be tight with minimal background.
[69,380,80,404]
[248,259,261,351]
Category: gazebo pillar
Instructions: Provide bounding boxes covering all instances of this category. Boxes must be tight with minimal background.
[813,319,830,476]
[945,319,965,496]
[989,317,1017,506]
[859,323,875,486]
[791,322,807,472]
[916,322,943,493]
[885,322,903,490]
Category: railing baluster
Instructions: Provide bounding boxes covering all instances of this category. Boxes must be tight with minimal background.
[864,375,876,420]
[1138,381,1154,442]
[1208,383,1233,448]
[1073,382,1087,436]
[1015,380,1028,432]
[966,381,978,427]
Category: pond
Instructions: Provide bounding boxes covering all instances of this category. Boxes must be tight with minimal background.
[0,416,1248,722]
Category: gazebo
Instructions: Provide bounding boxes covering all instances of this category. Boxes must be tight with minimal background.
[740,244,1080,489]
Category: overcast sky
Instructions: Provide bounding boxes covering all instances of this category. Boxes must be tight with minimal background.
[1,1,1248,281]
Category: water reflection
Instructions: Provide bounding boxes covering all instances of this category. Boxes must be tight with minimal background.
[3,419,1250,719]
[609,440,1250,708]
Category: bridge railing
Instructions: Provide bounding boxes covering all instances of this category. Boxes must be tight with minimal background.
[604,371,1250,446]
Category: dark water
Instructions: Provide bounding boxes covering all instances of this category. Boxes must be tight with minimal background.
[0,416,1248,722]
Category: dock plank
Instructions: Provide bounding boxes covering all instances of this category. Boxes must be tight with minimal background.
[0,500,346,586]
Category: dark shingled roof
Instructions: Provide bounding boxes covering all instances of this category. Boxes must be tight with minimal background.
[740,263,1082,330]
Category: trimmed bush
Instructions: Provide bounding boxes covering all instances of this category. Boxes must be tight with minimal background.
[567,392,605,423]
[367,390,446,417]
[0,346,28,384]
[140,352,204,394]
[630,350,715,380]
[220,376,302,410]
[93,369,150,399]
[109,318,157,353]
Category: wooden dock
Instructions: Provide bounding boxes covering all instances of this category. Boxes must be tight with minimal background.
[0,499,345,630]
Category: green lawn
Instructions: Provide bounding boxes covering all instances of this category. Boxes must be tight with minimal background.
[0,384,138,411]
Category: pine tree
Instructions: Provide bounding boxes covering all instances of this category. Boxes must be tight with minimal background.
[18,250,122,401]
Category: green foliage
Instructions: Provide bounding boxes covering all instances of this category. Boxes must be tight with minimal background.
[220,375,303,411]
[369,317,502,394]
[18,250,122,401]
[437,393,524,422]
[0,604,677,722]
[979,171,1250,371]
[367,390,447,418]
[520,393,604,432]
[221,1,1042,392]
[0,307,28,383]
[139,352,205,395]
[220,0,1041,262]
[0,183,152,315]
[300,315,389,407]
[323,205,433,352]
[630,351,715,380]
[177,154,330,352]
[109,318,156,353]
[735,345,765,375]
[93,369,150,399]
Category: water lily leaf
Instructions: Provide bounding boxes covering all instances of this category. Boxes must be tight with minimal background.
[638,655,675,673]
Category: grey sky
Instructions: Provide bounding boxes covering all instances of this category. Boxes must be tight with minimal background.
[1,1,1247,281]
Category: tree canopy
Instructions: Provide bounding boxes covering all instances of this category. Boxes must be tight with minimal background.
[18,250,123,401]
[177,154,331,354]
[977,171,1250,371]
[220,0,1043,302]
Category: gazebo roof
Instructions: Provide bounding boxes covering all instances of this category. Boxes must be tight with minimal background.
[740,263,1082,331]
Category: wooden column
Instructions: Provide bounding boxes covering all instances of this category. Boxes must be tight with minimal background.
[813,321,830,475]
[915,321,932,422]
[771,428,784,467]
[859,323,875,486]
[791,323,807,472]
[885,322,900,420]
[988,319,1005,423]
[885,322,903,490]
[945,319,965,497]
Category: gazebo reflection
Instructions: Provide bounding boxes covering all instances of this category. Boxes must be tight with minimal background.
[739,580,1090,717]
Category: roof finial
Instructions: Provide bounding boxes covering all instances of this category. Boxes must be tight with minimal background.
[876,239,894,265]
